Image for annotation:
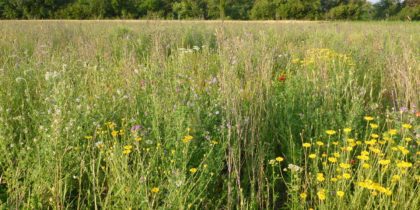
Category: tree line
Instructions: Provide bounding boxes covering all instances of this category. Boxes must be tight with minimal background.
[0,0,418,20]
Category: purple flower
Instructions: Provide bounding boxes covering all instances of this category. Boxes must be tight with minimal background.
[400,107,408,112]
[131,125,141,132]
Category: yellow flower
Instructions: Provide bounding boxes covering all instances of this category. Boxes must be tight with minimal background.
[344,146,353,151]
[365,139,376,145]
[337,191,345,198]
[369,147,381,154]
[339,163,351,169]
[326,130,336,135]
[404,137,412,142]
[346,138,355,143]
[182,135,193,143]
[370,123,379,129]
[300,192,307,200]
[331,177,338,182]
[275,156,284,162]
[189,167,198,174]
[316,141,324,146]
[211,140,219,145]
[328,157,337,163]
[85,136,93,140]
[397,146,409,155]
[364,116,374,121]
[362,163,370,168]
[391,175,400,182]
[111,130,119,137]
[333,152,340,158]
[309,154,317,159]
[343,128,352,133]
[332,141,339,145]
[106,122,116,129]
[396,161,412,169]
[317,190,326,201]
[343,173,351,179]
[317,173,325,182]
[402,124,412,129]
[357,155,369,161]
[371,134,379,138]
[378,159,390,165]
[135,137,142,142]
[123,145,133,150]
[303,143,311,148]
[356,141,362,145]
[151,187,160,193]
[361,150,369,156]
[388,129,397,135]
[119,129,125,136]
[123,149,131,155]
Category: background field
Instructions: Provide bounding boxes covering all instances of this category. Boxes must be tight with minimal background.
[0,21,419,209]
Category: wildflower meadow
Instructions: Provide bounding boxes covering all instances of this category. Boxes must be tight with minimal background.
[0,21,418,209]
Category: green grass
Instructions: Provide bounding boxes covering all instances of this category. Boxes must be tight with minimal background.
[0,20,419,209]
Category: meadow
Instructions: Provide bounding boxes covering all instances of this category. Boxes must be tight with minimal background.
[0,20,419,209]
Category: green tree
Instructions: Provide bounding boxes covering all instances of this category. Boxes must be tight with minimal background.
[251,0,276,19]
[374,0,403,19]
[276,0,321,20]
[172,0,206,19]
[327,0,373,20]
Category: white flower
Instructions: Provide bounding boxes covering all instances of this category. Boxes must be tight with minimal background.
[288,164,302,172]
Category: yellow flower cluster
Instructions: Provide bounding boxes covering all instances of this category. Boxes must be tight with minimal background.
[357,180,392,196]
[292,115,416,205]
[182,135,193,143]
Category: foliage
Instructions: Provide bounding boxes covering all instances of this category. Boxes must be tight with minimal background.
[0,0,418,20]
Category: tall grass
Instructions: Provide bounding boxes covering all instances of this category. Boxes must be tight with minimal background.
[0,21,418,209]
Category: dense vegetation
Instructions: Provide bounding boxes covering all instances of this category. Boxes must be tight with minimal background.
[0,21,418,209]
[0,0,419,20]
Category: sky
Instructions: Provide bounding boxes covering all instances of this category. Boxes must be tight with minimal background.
[367,0,380,3]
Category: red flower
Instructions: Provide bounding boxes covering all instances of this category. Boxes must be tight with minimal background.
[278,74,286,82]
[350,159,356,165]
